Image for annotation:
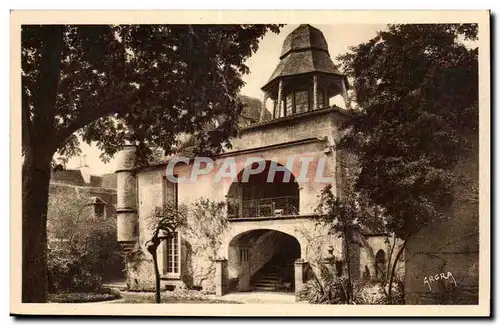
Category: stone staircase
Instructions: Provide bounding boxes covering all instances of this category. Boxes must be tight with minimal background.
[252,265,281,291]
[251,254,295,292]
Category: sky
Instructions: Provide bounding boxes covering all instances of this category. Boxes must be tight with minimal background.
[65,23,387,176]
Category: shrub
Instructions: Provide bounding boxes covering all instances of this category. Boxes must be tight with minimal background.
[352,280,405,305]
[353,282,387,304]
[297,264,348,304]
[48,217,125,293]
[48,288,121,303]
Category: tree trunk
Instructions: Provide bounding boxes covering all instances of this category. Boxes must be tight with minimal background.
[387,239,407,300]
[342,226,352,303]
[22,148,53,302]
[152,251,161,304]
[385,233,397,285]
[146,237,162,304]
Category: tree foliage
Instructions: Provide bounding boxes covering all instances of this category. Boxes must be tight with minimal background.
[22,24,282,162]
[21,24,282,302]
[336,24,478,240]
[47,192,123,293]
[315,184,385,302]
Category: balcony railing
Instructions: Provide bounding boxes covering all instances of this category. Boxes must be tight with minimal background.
[227,196,300,219]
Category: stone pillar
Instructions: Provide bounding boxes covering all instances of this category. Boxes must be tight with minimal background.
[313,75,318,110]
[115,145,138,252]
[340,77,351,110]
[294,259,307,295]
[277,79,283,118]
[259,93,269,122]
[215,258,228,296]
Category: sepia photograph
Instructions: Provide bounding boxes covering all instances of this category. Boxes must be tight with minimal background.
[10,10,490,316]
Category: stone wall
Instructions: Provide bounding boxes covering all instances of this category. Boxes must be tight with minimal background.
[404,134,479,304]
[231,108,344,151]
[358,235,405,283]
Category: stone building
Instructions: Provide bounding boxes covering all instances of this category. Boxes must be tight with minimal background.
[49,166,117,223]
[115,25,402,296]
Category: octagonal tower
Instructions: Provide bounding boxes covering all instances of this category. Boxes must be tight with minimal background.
[260,24,350,122]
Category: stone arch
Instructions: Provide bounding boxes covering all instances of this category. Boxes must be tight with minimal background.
[225,159,301,219]
[225,228,302,292]
[219,223,308,260]
[375,249,387,280]
[228,228,302,256]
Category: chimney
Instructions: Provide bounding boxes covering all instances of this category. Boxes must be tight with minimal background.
[79,154,91,184]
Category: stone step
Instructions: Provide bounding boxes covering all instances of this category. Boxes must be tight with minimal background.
[253,286,277,291]
[254,281,278,286]
[256,275,279,281]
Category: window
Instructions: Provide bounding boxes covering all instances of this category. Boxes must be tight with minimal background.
[164,231,180,277]
[239,247,249,263]
[94,203,105,219]
[285,93,294,116]
[90,196,107,219]
[163,176,178,208]
[162,176,180,278]
[318,89,325,109]
[294,90,309,114]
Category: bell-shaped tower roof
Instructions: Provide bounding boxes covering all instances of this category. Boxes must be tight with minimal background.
[258,24,350,123]
[280,24,330,58]
[262,24,343,91]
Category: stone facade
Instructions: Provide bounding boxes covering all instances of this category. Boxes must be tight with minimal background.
[116,24,404,295]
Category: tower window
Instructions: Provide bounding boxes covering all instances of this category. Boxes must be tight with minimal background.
[318,89,326,109]
[286,93,294,116]
[295,90,309,114]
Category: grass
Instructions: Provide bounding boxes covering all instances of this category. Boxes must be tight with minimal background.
[117,292,241,304]
[48,290,121,303]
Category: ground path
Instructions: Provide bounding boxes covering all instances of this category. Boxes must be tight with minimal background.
[101,290,306,304]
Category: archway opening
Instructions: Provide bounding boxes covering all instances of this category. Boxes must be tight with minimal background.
[227,229,300,293]
[226,160,300,219]
[375,249,386,281]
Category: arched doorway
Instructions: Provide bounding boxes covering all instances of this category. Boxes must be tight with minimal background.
[227,229,300,293]
[226,160,300,219]
[375,249,386,281]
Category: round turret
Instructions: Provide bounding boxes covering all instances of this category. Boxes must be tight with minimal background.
[115,145,138,251]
